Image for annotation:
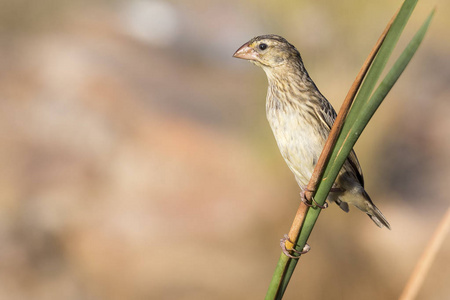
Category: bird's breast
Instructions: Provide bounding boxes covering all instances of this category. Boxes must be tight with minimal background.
[266,100,326,186]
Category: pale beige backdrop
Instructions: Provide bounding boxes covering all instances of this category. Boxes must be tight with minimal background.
[0,0,449,299]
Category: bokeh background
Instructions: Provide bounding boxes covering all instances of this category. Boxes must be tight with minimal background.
[0,0,449,299]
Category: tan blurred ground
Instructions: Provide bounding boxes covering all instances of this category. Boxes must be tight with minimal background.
[0,0,449,299]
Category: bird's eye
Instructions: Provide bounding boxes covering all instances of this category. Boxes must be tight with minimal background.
[258,43,268,50]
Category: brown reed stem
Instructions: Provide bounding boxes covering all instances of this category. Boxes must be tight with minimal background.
[399,207,450,300]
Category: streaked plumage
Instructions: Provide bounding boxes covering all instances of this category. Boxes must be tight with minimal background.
[233,34,390,229]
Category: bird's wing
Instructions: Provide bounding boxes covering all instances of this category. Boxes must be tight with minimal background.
[347,149,364,186]
[316,96,365,186]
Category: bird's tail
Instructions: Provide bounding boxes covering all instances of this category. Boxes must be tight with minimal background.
[367,203,391,229]
[363,191,391,229]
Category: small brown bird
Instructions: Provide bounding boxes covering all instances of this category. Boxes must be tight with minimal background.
[233,35,390,229]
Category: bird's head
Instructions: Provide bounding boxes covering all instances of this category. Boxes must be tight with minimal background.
[233,35,301,69]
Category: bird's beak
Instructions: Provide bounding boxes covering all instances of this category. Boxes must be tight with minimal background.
[233,42,259,61]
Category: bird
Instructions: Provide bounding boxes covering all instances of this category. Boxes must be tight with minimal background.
[233,34,390,229]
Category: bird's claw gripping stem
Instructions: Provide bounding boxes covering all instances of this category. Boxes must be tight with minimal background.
[300,188,328,209]
[280,234,310,259]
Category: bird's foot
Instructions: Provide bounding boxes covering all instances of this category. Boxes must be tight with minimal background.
[300,188,314,206]
[280,234,310,259]
[330,187,344,193]
[300,188,328,209]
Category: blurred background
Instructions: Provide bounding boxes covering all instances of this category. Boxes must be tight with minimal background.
[0,0,449,299]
